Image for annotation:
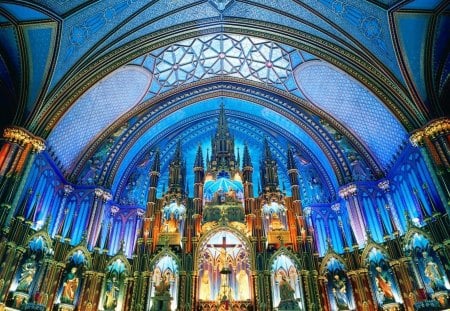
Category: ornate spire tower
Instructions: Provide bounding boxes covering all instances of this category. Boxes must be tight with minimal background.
[193,145,205,236]
[167,141,186,197]
[260,138,280,193]
[208,103,238,177]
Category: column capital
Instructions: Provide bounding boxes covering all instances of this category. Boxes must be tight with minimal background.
[94,188,104,197]
[410,117,450,146]
[377,179,390,191]
[110,205,120,215]
[102,191,112,202]
[63,184,74,195]
[3,126,45,152]
[331,203,340,212]
[409,129,424,147]
[424,117,450,139]
[339,183,357,198]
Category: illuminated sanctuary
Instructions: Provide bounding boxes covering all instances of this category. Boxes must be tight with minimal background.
[0,1,449,311]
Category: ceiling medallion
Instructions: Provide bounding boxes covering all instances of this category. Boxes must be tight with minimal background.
[209,0,235,12]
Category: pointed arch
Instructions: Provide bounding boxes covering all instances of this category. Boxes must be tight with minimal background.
[64,245,92,270]
[196,225,254,270]
[319,251,348,275]
[361,241,388,265]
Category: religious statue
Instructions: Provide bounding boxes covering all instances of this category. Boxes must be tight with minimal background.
[374,266,395,303]
[61,267,79,304]
[16,258,36,292]
[279,276,295,301]
[332,274,349,310]
[154,275,170,296]
[237,269,250,300]
[226,187,236,201]
[164,213,179,233]
[151,274,172,311]
[199,270,211,300]
[423,252,446,291]
[103,275,120,310]
[270,213,284,231]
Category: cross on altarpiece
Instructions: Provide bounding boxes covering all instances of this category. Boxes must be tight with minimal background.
[207,235,242,264]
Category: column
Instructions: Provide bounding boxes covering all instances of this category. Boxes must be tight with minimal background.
[53,185,74,237]
[339,184,366,245]
[318,276,330,311]
[410,117,449,212]
[0,127,45,227]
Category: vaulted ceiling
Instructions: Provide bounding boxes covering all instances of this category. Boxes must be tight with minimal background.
[0,0,448,206]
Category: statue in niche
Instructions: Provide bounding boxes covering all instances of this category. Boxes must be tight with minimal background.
[199,270,211,300]
[237,269,250,300]
[270,213,285,231]
[16,257,37,293]
[332,274,350,310]
[279,275,295,301]
[154,274,170,296]
[374,266,395,303]
[164,213,179,233]
[423,252,446,292]
[103,275,120,310]
[61,267,80,304]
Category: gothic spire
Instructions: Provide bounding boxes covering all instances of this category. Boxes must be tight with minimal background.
[151,148,161,173]
[287,145,296,170]
[194,145,204,168]
[260,137,279,191]
[174,140,182,162]
[263,137,272,161]
[217,102,228,136]
[242,143,252,168]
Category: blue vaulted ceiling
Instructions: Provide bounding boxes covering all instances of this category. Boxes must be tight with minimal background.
[0,0,448,209]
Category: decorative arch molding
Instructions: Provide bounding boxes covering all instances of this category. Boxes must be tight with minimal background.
[319,252,348,275]
[26,229,54,254]
[112,109,338,202]
[402,227,434,251]
[71,80,354,185]
[105,253,132,276]
[149,247,182,270]
[64,245,93,270]
[360,242,389,265]
[68,80,384,191]
[195,226,255,271]
[31,18,419,137]
[267,247,302,271]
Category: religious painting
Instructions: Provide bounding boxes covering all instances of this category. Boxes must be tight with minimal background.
[270,253,303,310]
[101,258,129,311]
[149,254,179,311]
[324,258,355,311]
[197,230,251,309]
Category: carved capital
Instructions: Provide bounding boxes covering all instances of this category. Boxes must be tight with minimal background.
[339,183,357,198]
[424,117,450,139]
[3,126,45,152]
[378,179,390,191]
[409,130,424,147]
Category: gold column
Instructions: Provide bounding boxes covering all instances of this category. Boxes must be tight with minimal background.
[78,271,105,311]
[410,117,450,210]
[37,260,66,310]
[0,245,26,303]
[1,127,45,228]
[318,276,330,311]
